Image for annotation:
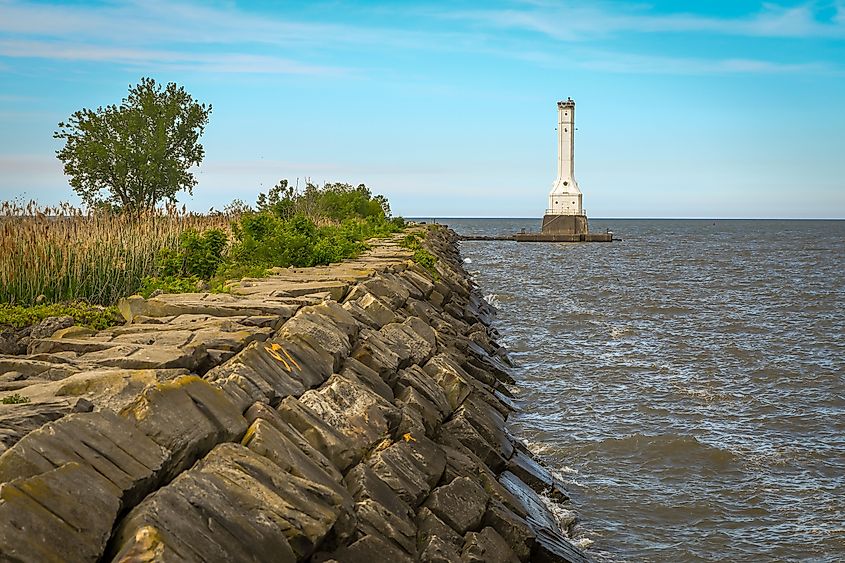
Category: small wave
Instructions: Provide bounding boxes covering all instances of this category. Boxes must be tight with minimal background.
[483,293,501,308]
[463,257,472,264]
[597,433,737,470]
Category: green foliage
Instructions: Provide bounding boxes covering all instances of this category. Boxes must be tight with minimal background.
[257,180,403,225]
[54,77,212,213]
[225,182,405,276]
[139,276,200,298]
[1,394,30,405]
[0,302,123,330]
[157,228,227,280]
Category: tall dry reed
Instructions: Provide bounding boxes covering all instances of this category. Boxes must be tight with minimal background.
[0,201,231,306]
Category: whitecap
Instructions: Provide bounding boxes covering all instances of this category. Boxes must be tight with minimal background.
[463,257,473,264]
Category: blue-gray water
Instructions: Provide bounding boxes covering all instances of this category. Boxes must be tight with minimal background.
[440,218,844,562]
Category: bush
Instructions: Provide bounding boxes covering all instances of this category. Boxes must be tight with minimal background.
[157,228,227,280]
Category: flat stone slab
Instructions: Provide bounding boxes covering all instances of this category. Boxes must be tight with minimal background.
[118,293,303,323]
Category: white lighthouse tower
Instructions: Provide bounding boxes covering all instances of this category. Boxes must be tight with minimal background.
[542,97,589,236]
[548,98,582,215]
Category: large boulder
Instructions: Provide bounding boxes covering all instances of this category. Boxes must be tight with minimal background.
[276,396,358,472]
[0,410,169,509]
[241,417,355,540]
[298,374,400,462]
[0,462,122,563]
[344,463,418,558]
[422,476,489,536]
[461,527,521,563]
[120,375,247,479]
[364,434,445,508]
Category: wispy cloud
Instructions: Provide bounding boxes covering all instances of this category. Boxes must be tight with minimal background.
[449,1,845,40]
[0,39,346,75]
[0,0,840,78]
[572,51,838,75]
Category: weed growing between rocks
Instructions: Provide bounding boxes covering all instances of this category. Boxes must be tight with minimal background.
[0,393,31,404]
[0,302,123,330]
[400,232,439,279]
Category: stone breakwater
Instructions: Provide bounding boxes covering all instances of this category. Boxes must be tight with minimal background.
[0,226,589,563]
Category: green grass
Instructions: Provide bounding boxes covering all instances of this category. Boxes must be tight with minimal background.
[0,302,123,330]
[1,394,31,405]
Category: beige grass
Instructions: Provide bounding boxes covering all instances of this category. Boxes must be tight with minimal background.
[0,201,231,305]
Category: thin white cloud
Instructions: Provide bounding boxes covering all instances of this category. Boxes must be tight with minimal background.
[0,39,346,75]
[576,52,837,75]
[450,1,845,40]
[0,0,839,78]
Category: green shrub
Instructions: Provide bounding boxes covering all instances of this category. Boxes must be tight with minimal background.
[1,394,30,405]
[0,302,123,330]
[157,228,227,280]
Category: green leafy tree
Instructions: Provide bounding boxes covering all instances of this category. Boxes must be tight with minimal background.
[54,77,212,213]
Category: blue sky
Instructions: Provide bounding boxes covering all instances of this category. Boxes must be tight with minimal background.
[1,0,844,218]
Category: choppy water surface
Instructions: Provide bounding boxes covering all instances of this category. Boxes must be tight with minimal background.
[444,218,844,562]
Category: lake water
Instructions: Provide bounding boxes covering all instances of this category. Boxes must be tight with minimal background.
[439,218,844,562]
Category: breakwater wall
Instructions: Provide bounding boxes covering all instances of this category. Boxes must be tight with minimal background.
[0,226,589,562]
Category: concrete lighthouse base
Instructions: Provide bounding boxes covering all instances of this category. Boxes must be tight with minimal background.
[541,214,588,235]
[512,214,613,242]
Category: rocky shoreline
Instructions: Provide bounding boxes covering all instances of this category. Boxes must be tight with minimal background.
[0,225,589,562]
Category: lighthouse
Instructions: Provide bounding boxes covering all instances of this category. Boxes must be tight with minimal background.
[542,98,589,236]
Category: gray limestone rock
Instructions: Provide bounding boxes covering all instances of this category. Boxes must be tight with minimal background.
[344,463,418,558]
[396,385,445,437]
[0,357,78,381]
[340,356,394,402]
[380,320,436,366]
[396,365,452,419]
[438,409,508,473]
[120,375,247,480]
[244,403,344,485]
[351,328,401,381]
[0,410,169,509]
[361,276,410,309]
[423,476,490,536]
[507,448,570,502]
[483,500,536,562]
[110,457,297,562]
[420,535,463,563]
[0,462,122,563]
[341,298,382,329]
[196,443,351,558]
[276,396,357,472]
[364,434,445,508]
[399,269,435,299]
[6,367,187,414]
[497,471,589,563]
[314,534,414,563]
[416,506,464,553]
[461,527,521,563]
[280,310,351,371]
[0,400,72,454]
[423,355,472,412]
[299,374,400,462]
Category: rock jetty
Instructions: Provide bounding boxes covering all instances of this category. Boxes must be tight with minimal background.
[0,226,589,562]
